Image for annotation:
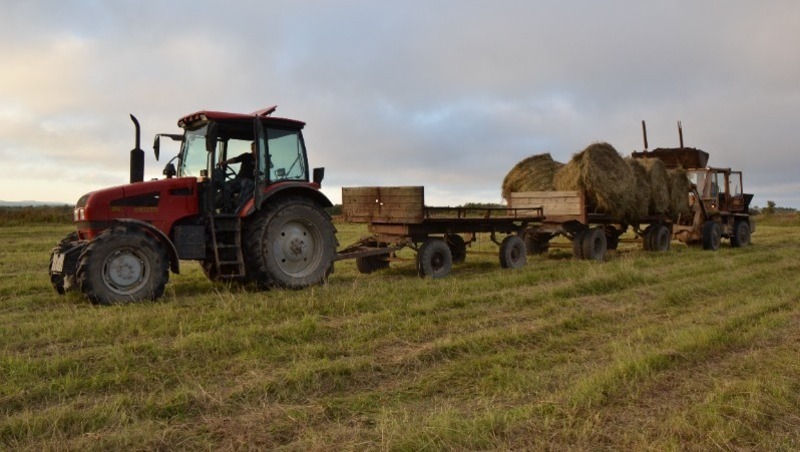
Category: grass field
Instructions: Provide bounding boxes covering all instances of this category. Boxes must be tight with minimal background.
[2,216,800,450]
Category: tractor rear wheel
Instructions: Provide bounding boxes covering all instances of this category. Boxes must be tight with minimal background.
[702,221,722,251]
[731,220,751,247]
[76,226,169,305]
[243,197,336,288]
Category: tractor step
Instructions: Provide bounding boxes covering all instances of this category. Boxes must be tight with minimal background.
[210,214,246,278]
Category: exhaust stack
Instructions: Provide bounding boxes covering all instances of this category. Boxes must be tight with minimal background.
[130,114,144,183]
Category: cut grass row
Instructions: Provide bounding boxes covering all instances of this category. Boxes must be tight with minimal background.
[1,219,799,450]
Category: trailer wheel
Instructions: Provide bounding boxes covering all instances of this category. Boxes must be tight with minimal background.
[650,224,671,252]
[572,229,587,259]
[499,235,527,269]
[731,220,751,247]
[702,221,722,251]
[525,233,551,255]
[581,227,607,261]
[356,254,390,274]
[446,234,467,264]
[76,226,169,305]
[417,238,452,278]
[244,197,336,288]
[641,225,654,251]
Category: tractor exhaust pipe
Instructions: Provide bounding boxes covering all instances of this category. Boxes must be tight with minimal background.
[641,120,648,150]
[130,114,145,183]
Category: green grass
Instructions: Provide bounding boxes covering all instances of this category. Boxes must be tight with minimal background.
[2,216,800,450]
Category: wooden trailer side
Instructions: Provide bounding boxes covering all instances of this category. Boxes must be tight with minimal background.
[509,191,586,223]
[342,186,425,224]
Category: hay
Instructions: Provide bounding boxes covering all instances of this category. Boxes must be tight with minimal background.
[501,153,564,200]
[625,158,650,219]
[635,157,671,214]
[553,142,636,220]
[668,167,691,219]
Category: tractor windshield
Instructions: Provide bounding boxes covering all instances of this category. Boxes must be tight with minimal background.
[180,125,209,177]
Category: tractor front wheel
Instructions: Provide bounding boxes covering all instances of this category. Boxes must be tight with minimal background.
[76,226,169,305]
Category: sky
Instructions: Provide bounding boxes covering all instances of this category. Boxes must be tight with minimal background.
[1,0,799,208]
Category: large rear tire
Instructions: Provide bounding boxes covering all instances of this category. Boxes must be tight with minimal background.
[243,197,336,288]
[76,226,169,305]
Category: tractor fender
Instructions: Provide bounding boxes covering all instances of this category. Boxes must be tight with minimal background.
[114,218,181,274]
[240,183,333,217]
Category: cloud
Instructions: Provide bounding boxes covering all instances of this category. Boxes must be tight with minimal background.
[1,0,799,209]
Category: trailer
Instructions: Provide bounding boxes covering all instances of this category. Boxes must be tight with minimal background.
[509,190,676,262]
[336,186,544,278]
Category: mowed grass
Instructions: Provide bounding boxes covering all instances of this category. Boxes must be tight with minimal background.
[2,217,800,450]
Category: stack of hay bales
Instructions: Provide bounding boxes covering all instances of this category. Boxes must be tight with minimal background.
[625,158,651,219]
[667,167,691,218]
[501,153,564,200]
[634,157,671,214]
[553,142,636,221]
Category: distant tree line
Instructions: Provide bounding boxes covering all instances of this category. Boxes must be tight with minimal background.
[0,205,73,226]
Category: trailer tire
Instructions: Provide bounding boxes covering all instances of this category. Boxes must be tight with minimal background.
[446,234,467,264]
[641,225,654,251]
[651,224,671,252]
[581,227,607,261]
[572,229,587,259]
[417,238,452,279]
[76,226,169,305]
[356,254,390,274]
[525,233,551,255]
[499,235,527,269]
[731,220,751,247]
[702,221,722,251]
[244,197,336,288]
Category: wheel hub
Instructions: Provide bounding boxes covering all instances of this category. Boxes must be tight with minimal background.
[274,220,319,275]
[104,249,146,293]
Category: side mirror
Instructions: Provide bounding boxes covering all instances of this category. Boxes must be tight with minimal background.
[313,167,325,185]
[153,136,161,161]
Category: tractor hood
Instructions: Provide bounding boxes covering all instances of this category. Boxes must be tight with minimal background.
[74,177,200,239]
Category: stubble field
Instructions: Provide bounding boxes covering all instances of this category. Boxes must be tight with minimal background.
[1,215,800,450]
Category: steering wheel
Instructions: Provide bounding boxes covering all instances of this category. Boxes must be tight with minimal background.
[224,165,238,180]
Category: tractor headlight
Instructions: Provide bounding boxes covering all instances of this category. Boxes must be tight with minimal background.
[74,207,86,222]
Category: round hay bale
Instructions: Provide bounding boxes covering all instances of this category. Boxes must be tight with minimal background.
[554,142,636,220]
[635,157,670,214]
[501,153,564,200]
[625,157,650,219]
[668,167,691,219]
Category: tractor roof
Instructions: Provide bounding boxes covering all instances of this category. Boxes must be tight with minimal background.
[177,105,306,129]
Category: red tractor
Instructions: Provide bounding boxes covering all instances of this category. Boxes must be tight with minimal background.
[49,106,337,304]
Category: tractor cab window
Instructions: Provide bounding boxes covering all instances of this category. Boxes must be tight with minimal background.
[688,170,709,197]
[179,125,210,178]
[264,129,307,182]
[730,172,743,197]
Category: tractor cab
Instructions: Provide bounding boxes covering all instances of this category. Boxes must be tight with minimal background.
[687,168,751,214]
[162,106,320,214]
